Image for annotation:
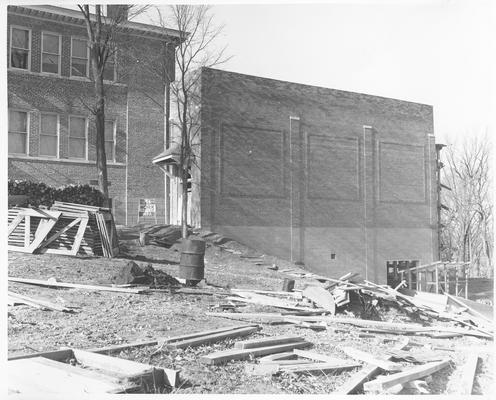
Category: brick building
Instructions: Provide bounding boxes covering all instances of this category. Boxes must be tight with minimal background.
[160,68,440,282]
[7,5,179,225]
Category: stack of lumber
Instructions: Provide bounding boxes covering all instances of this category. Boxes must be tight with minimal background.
[7,201,118,258]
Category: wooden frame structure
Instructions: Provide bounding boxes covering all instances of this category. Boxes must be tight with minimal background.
[399,261,470,298]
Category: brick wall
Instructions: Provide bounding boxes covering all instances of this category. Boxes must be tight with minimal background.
[200,68,438,281]
[7,8,174,225]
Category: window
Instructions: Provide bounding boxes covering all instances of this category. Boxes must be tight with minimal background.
[42,32,60,74]
[8,110,29,154]
[102,53,115,81]
[40,114,58,157]
[68,116,87,159]
[10,27,30,70]
[71,38,89,77]
[104,120,116,162]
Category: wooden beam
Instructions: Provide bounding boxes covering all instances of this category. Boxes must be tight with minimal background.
[8,277,146,294]
[164,324,259,343]
[168,326,259,349]
[458,354,479,395]
[279,362,361,375]
[234,335,303,350]
[8,291,75,313]
[199,341,311,365]
[363,359,450,393]
[334,341,409,394]
[258,352,297,363]
[341,347,402,371]
[293,349,350,365]
[85,340,160,354]
[8,348,74,361]
[72,349,180,388]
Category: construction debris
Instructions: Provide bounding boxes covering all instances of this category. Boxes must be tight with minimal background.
[7,201,118,257]
[363,359,451,393]
[8,277,147,294]
[8,347,180,394]
[7,291,75,313]
[458,354,480,395]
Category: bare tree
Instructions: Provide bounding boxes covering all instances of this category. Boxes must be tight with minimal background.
[78,4,147,203]
[440,133,493,277]
[153,5,230,238]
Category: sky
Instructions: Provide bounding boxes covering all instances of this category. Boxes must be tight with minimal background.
[3,0,495,145]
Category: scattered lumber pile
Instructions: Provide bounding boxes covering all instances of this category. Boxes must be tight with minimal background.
[7,201,118,257]
[8,348,179,394]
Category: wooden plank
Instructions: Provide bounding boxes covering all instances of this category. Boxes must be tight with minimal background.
[84,340,159,354]
[279,362,361,375]
[24,215,30,247]
[8,277,147,294]
[234,335,304,350]
[231,288,303,299]
[200,341,311,365]
[302,285,336,314]
[228,292,322,312]
[70,217,89,255]
[40,217,81,249]
[8,357,130,394]
[341,347,402,371]
[72,349,180,388]
[293,349,349,365]
[8,214,24,236]
[164,324,259,343]
[363,359,450,393]
[8,348,74,361]
[8,291,74,313]
[258,352,297,363]
[458,354,479,395]
[334,341,410,394]
[168,326,259,349]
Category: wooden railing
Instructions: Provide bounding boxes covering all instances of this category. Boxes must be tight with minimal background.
[399,261,470,299]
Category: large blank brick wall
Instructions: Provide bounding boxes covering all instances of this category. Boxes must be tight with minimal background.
[200,68,438,281]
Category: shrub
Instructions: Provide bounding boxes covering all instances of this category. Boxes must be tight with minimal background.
[8,179,104,207]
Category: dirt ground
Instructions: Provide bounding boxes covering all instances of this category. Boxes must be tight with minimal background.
[7,227,495,394]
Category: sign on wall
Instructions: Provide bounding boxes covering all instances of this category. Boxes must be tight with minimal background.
[138,198,157,223]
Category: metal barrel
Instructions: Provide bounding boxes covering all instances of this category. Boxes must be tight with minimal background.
[179,238,206,281]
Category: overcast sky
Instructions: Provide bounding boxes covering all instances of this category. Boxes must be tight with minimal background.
[8,0,495,144]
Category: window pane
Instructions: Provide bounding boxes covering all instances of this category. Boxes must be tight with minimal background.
[41,114,57,134]
[71,58,87,77]
[69,138,86,158]
[11,49,29,69]
[72,39,87,58]
[8,132,27,154]
[104,121,114,140]
[103,61,115,81]
[9,110,27,132]
[105,141,114,161]
[42,54,59,73]
[43,34,59,54]
[40,135,57,157]
[12,28,29,49]
[69,117,86,138]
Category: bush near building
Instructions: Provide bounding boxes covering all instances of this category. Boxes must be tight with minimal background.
[8,179,104,207]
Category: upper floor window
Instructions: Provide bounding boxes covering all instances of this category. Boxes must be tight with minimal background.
[68,116,87,159]
[104,120,116,162]
[40,113,59,157]
[103,52,115,82]
[8,110,29,154]
[10,27,30,70]
[71,38,89,77]
[42,32,60,74]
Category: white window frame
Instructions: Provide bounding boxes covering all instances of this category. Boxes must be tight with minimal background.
[39,112,60,158]
[41,31,61,75]
[104,119,117,163]
[8,108,30,155]
[9,25,31,71]
[70,36,89,78]
[68,115,88,160]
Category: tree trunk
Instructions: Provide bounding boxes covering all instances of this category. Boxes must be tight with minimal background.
[181,170,188,239]
[94,73,110,204]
